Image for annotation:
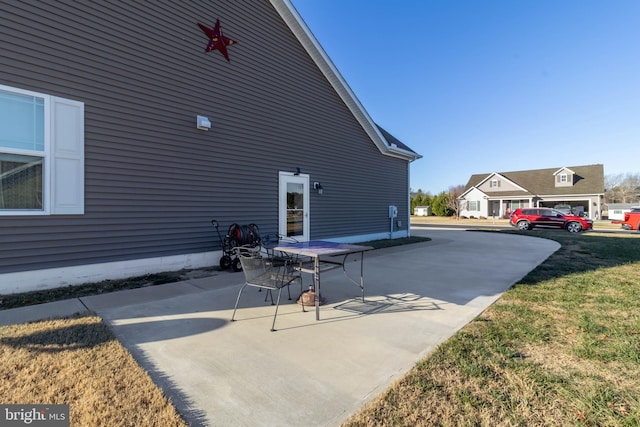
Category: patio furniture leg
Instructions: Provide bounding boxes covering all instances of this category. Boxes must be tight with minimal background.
[231,283,248,321]
[271,288,284,332]
[315,256,320,321]
[264,289,275,304]
[360,253,365,302]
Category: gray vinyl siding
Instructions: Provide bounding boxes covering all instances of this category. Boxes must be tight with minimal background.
[0,0,411,274]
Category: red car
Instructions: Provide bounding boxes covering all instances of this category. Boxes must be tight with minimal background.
[510,208,593,233]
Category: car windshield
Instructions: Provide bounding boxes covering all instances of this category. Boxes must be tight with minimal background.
[551,209,565,216]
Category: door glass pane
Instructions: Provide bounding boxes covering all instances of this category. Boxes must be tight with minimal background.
[0,153,43,209]
[286,182,304,237]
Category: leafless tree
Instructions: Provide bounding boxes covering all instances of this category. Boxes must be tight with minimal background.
[446,185,466,219]
[605,173,640,203]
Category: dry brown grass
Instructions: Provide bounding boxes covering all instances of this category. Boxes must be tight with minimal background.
[1,227,637,426]
[0,314,187,427]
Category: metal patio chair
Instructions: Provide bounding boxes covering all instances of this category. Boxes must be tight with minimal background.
[231,247,304,331]
[260,234,311,300]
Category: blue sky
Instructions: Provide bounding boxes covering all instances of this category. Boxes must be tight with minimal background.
[290,0,640,194]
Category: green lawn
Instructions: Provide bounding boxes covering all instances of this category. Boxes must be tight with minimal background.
[345,230,640,426]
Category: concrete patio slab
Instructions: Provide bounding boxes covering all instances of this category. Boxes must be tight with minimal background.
[78,229,559,426]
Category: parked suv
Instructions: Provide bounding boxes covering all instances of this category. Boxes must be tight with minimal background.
[553,204,574,215]
[510,208,593,233]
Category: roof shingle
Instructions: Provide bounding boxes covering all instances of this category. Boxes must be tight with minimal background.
[465,164,604,196]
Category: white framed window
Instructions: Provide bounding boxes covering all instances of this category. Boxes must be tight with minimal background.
[490,179,500,188]
[0,84,84,215]
[468,200,480,211]
[560,174,568,183]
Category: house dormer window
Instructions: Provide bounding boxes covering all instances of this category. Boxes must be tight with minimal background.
[490,179,500,188]
[555,169,573,187]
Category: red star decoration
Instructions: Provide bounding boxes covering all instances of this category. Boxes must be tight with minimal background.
[197,19,237,62]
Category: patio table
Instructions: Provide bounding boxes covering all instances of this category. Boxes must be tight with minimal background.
[271,241,374,320]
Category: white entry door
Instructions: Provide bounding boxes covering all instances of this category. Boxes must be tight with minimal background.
[279,172,309,242]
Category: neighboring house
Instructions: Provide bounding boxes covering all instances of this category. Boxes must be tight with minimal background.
[413,206,431,216]
[0,1,420,294]
[605,203,640,221]
[459,165,604,219]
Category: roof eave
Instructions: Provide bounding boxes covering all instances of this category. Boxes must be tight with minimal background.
[459,187,479,199]
[270,0,420,162]
[387,144,423,161]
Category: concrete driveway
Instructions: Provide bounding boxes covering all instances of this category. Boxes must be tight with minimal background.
[1,229,560,426]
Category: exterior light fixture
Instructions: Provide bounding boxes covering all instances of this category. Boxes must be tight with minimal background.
[313,181,323,195]
[197,115,211,130]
